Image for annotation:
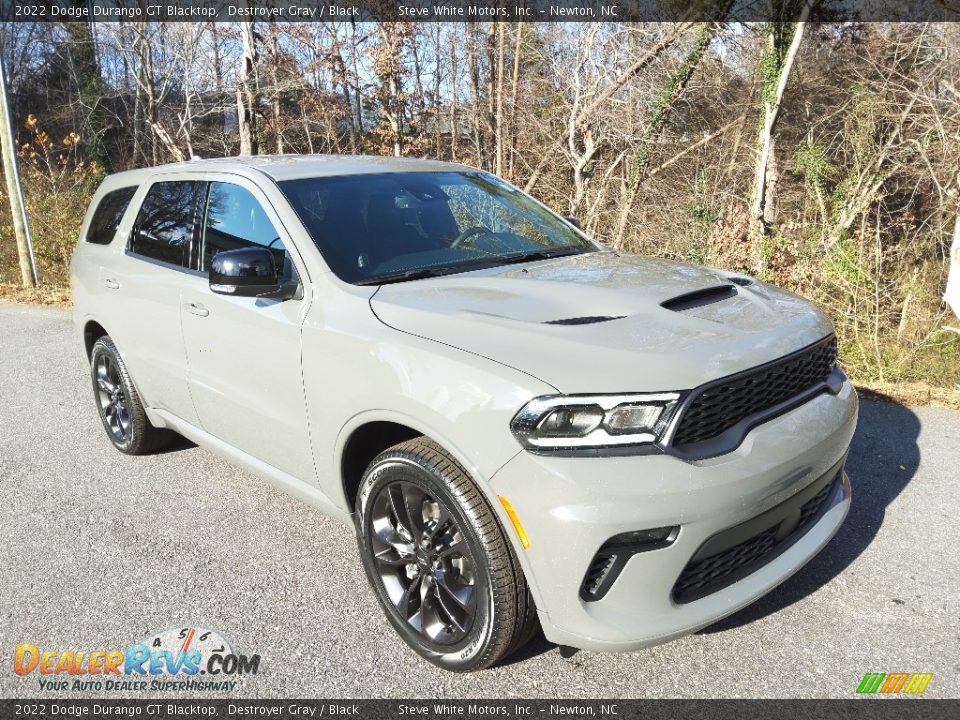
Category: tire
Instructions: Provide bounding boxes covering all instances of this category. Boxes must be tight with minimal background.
[90,336,173,455]
[356,437,538,672]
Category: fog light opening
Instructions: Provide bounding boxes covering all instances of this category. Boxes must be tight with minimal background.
[580,526,679,602]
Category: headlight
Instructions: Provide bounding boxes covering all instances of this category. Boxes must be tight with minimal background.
[510,393,682,451]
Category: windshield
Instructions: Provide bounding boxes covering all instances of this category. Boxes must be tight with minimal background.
[278,171,599,284]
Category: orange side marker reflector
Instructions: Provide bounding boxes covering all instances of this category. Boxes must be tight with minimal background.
[497,495,530,549]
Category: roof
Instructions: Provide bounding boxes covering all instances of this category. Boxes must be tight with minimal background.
[104,154,475,183]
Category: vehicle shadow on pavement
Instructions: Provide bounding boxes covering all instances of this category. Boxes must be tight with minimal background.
[500,631,559,666]
[153,434,197,454]
[699,397,921,634]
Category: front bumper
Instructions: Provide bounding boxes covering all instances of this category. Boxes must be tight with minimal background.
[489,381,857,651]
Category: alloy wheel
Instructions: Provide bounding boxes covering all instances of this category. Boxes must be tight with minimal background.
[95,354,130,442]
[368,480,478,645]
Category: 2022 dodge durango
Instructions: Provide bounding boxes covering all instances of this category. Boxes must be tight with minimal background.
[71,155,857,671]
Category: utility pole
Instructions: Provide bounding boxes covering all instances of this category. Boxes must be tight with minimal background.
[0,51,37,287]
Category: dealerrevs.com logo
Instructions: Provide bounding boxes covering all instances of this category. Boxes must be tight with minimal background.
[13,626,260,692]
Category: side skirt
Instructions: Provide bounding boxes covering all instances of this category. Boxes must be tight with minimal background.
[149,408,352,525]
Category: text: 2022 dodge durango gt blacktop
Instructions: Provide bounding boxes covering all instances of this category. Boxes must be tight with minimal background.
[71,156,857,671]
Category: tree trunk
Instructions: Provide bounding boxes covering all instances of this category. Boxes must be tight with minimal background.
[467,23,483,165]
[237,20,258,157]
[209,23,230,156]
[751,2,810,266]
[410,31,426,115]
[134,22,158,165]
[449,31,458,162]
[946,192,960,321]
[149,121,185,162]
[269,21,284,154]
[507,23,523,179]
[430,25,443,157]
[388,72,403,157]
[302,102,315,154]
[326,25,357,152]
[494,22,506,177]
[485,22,496,172]
[377,24,405,158]
[130,34,144,164]
[65,20,110,171]
[569,128,597,215]
[350,19,363,135]
[0,53,36,287]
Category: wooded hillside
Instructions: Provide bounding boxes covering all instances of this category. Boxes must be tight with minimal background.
[1,20,958,387]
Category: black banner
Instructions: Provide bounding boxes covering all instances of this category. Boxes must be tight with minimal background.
[1,700,958,720]
[1,0,959,23]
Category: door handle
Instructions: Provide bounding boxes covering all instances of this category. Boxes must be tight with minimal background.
[183,302,209,317]
[104,278,120,289]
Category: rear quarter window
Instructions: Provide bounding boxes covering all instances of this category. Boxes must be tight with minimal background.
[86,186,138,245]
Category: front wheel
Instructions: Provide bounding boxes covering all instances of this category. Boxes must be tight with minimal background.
[356,438,537,672]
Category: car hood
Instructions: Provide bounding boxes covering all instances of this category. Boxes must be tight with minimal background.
[369,252,834,393]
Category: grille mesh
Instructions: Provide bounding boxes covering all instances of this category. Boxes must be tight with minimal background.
[673,475,838,603]
[671,336,837,448]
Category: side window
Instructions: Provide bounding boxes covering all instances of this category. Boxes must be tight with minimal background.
[86,186,137,245]
[202,182,287,276]
[130,181,203,266]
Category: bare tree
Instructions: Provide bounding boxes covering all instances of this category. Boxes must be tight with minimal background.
[750,1,811,266]
[372,23,409,157]
[237,20,258,156]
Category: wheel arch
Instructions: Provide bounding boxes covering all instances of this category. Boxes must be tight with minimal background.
[335,411,498,515]
[339,419,422,512]
[83,319,109,359]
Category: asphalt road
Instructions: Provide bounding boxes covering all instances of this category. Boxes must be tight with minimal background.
[1,303,958,699]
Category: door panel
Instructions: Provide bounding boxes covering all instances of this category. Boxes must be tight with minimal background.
[105,254,198,425]
[102,178,204,424]
[180,277,312,480]
[180,179,313,482]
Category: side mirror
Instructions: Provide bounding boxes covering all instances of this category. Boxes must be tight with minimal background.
[209,247,289,298]
[564,216,582,230]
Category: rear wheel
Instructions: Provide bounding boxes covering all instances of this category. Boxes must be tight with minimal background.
[356,437,538,671]
[90,336,172,455]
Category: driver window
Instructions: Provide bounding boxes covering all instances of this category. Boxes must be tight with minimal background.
[202,182,288,275]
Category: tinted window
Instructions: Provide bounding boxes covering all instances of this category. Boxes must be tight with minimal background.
[130,181,203,266]
[201,182,286,274]
[86,186,137,245]
[279,171,596,284]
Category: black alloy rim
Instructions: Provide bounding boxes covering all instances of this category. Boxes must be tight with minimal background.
[369,479,478,645]
[95,354,130,442]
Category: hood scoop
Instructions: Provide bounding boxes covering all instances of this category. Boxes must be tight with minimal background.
[544,315,626,326]
[661,284,737,312]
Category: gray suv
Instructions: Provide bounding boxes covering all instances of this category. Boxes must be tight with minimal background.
[71,156,857,671]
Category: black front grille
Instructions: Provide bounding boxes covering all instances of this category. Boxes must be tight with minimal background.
[671,336,838,448]
[672,470,840,604]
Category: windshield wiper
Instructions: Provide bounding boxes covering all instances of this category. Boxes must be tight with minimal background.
[356,249,585,286]
[355,267,458,286]
[496,248,584,265]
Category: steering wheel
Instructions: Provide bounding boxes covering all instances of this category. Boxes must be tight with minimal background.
[450,226,496,249]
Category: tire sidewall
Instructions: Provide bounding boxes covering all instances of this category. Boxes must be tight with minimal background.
[356,454,497,671]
